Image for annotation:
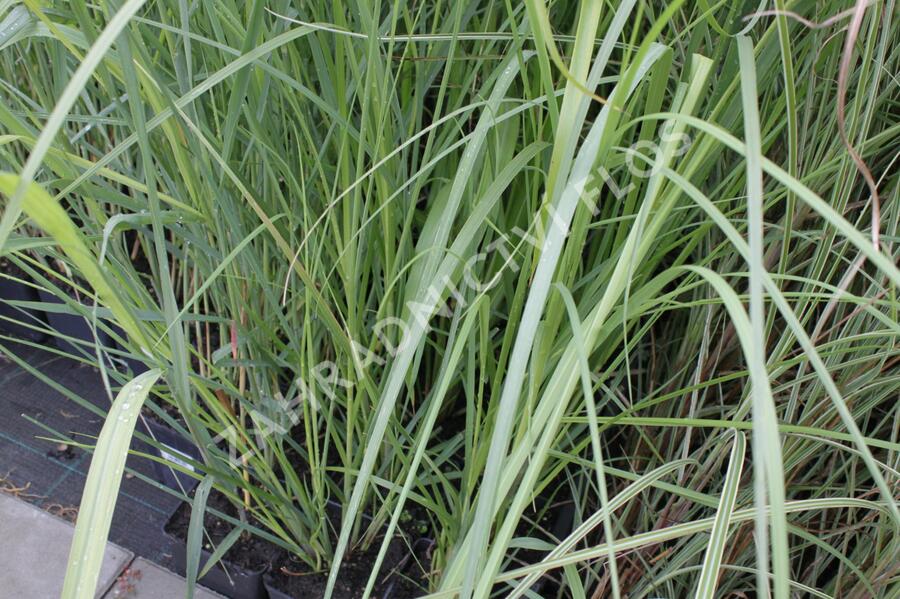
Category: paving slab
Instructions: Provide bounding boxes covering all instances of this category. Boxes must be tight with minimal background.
[0,492,133,598]
[101,558,225,599]
[1,345,183,563]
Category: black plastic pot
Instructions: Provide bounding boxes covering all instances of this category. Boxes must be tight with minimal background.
[164,521,268,599]
[262,579,292,599]
[0,276,47,341]
[142,418,202,493]
[37,289,112,355]
[117,351,151,376]
[100,323,152,376]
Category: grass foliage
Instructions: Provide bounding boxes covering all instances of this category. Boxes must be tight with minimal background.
[0,0,898,597]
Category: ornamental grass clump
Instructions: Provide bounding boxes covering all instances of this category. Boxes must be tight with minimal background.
[0,1,897,597]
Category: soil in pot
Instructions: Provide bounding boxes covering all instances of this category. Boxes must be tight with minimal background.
[167,486,433,599]
[265,533,432,599]
[165,491,275,599]
[0,258,47,341]
[264,497,433,599]
[260,423,434,597]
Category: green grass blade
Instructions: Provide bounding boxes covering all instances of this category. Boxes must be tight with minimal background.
[60,369,161,599]
[0,0,147,252]
[738,35,789,599]
[199,527,242,579]
[694,431,746,599]
[556,282,620,599]
[186,476,215,599]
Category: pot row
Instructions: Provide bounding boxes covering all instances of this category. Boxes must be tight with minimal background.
[144,420,426,599]
[3,277,422,598]
[146,419,432,599]
[164,522,426,599]
[0,275,147,374]
[154,442,417,599]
